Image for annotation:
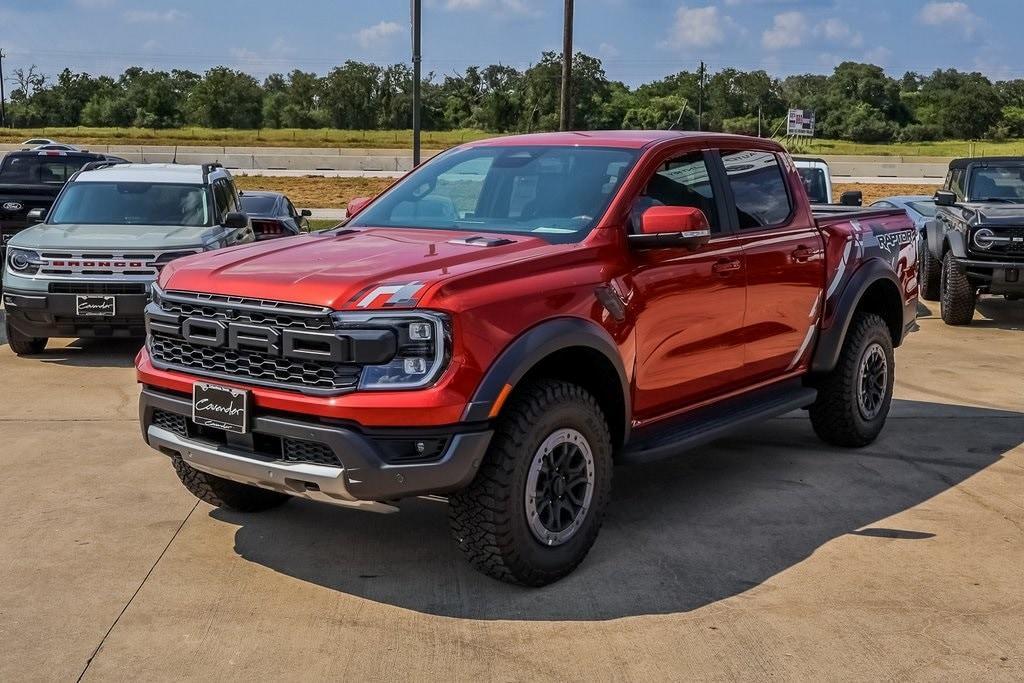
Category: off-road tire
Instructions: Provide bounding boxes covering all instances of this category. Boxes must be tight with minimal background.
[449,380,613,586]
[171,455,290,512]
[809,312,894,448]
[5,320,46,355]
[940,252,976,325]
[918,238,941,301]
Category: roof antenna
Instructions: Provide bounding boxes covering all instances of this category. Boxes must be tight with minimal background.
[667,105,687,131]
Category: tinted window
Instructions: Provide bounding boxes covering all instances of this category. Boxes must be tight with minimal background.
[797,167,829,204]
[949,169,966,199]
[968,166,1024,202]
[49,182,211,226]
[631,152,720,232]
[721,150,792,229]
[240,195,278,215]
[0,155,90,184]
[348,145,638,244]
[213,180,238,223]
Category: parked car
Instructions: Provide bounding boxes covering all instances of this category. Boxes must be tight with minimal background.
[30,144,81,152]
[136,131,917,586]
[921,157,1024,323]
[3,162,254,353]
[793,156,862,206]
[239,191,311,240]
[20,138,60,148]
[871,195,935,234]
[0,150,127,264]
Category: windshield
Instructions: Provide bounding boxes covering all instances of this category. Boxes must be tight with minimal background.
[968,166,1024,202]
[49,182,211,226]
[907,200,936,217]
[347,145,639,243]
[796,167,829,203]
[0,155,90,184]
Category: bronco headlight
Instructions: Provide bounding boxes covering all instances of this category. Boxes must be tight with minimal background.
[7,247,42,275]
[972,228,997,250]
[331,310,451,390]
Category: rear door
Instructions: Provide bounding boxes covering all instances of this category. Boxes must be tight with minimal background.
[629,149,748,423]
[718,148,826,381]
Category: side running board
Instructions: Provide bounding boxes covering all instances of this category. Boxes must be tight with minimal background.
[620,380,818,465]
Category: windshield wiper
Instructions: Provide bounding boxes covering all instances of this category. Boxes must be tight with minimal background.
[973,197,1020,203]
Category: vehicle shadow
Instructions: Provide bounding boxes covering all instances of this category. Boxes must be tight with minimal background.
[213,398,1024,621]
[974,297,1024,331]
[0,309,142,366]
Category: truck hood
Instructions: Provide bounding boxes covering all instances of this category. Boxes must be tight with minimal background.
[957,203,1024,226]
[7,223,223,251]
[160,227,558,310]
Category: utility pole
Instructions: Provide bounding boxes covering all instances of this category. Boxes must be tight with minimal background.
[411,0,422,166]
[0,49,6,129]
[559,0,574,131]
[697,60,705,132]
[757,103,762,137]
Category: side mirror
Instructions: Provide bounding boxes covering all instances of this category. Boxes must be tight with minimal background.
[300,208,312,217]
[224,211,248,231]
[934,190,957,207]
[347,196,372,218]
[27,208,46,222]
[628,205,711,250]
[839,190,863,207]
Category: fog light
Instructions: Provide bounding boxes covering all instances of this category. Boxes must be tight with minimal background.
[404,357,427,374]
[408,322,432,340]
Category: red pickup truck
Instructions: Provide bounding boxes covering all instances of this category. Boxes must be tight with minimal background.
[137,132,917,585]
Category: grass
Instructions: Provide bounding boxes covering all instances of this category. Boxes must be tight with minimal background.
[7,126,1024,157]
[0,126,490,150]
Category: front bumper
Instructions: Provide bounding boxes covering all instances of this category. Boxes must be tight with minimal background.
[140,387,492,505]
[955,257,1024,295]
[3,287,149,338]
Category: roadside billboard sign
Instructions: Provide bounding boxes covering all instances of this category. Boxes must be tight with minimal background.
[788,109,815,137]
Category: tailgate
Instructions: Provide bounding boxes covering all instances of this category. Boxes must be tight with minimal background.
[0,185,60,243]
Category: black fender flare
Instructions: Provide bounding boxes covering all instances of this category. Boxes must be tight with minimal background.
[462,317,631,441]
[945,229,967,258]
[811,259,905,374]
[926,218,943,259]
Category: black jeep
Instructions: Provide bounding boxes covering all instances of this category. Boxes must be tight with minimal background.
[921,157,1024,325]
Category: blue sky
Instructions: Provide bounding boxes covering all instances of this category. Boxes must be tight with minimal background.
[1,1,1021,86]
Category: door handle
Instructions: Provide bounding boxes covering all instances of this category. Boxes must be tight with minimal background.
[712,258,741,275]
[791,246,815,262]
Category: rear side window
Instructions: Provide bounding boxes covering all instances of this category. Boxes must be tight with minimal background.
[0,155,89,184]
[721,150,792,229]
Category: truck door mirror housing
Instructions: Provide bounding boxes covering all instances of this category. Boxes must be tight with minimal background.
[347,196,372,218]
[300,209,312,217]
[934,190,957,207]
[27,208,46,222]
[224,211,248,230]
[839,190,863,207]
[629,205,712,250]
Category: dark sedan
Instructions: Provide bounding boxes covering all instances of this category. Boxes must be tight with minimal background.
[239,191,311,240]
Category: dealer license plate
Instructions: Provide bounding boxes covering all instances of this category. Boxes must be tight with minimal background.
[192,382,249,434]
[76,295,115,316]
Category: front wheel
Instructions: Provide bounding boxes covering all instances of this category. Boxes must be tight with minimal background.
[809,312,894,448]
[5,320,47,356]
[940,252,976,325]
[171,456,290,512]
[449,380,613,586]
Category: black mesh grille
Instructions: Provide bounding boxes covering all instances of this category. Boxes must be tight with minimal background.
[150,335,360,391]
[282,438,339,466]
[1006,227,1024,254]
[50,282,146,294]
[157,296,333,331]
[152,409,188,436]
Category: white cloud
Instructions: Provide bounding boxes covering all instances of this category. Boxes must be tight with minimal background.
[862,46,892,65]
[355,21,403,49]
[662,5,738,50]
[918,1,980,38]
[815,17,862,48]
[762,11,807,50]
[124,9,186,23]
[598,42,621,58]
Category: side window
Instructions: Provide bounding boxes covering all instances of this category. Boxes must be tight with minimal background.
[286,199,298,218]
[949,168,966,199]
[720,150,793,230]
[212,181,231,224]
[632,152,720,233]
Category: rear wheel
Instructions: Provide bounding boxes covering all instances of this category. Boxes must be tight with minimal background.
[449,380,613,586]
[171,455,290,512]
[5,320,46,356]
[809,312,894,448]
[940,252,976,325]
[918,237,941,301]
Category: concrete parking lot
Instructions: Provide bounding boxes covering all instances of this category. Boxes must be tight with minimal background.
[1,299,1022,681]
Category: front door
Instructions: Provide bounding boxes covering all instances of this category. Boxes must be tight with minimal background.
[629,150,748,424]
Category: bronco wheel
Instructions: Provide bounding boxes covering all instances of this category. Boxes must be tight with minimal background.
[449,379,613,586]
[940,252,976,325]
[918,237,941,301]
[171,455,290,512]
[5,320,46,356]
[809,312,894,447]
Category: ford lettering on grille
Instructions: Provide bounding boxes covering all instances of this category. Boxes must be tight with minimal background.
[145,294,398,394]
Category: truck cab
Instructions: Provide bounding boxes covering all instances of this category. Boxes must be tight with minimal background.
[3,162,254,353]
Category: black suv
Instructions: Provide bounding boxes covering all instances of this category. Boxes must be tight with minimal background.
[921,157,1024,325]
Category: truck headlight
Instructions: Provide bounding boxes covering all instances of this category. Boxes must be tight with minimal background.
[331,310,450,390]
[7,248,42,275]
[973,228,996,250]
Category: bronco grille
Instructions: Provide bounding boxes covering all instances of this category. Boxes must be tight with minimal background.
[146,290,394,394]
